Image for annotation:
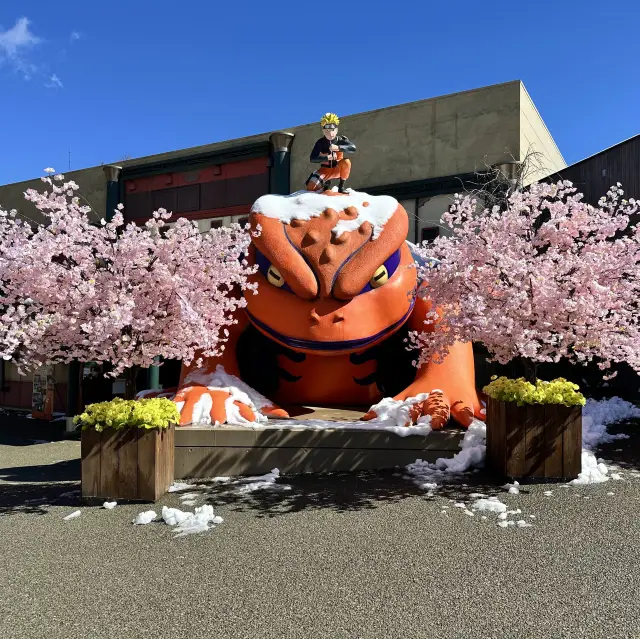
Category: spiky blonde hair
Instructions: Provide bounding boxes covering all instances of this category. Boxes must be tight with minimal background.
[320,112,340,127]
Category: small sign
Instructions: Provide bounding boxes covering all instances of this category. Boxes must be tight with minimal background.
[112,380,126,394]
[32,366,55,420]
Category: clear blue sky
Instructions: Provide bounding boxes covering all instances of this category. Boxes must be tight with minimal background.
[1,0,638,185]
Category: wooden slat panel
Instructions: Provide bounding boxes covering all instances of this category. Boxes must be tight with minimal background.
[524,403,546,478]
[505,401,525,478]
[175,426,464,451]
[164,425,175,495]
[116,428,139,500]
[175,446,453,479]
[137,428,158,502]
[81,428,101,498]
[485,398,497,475]
[544,404,564,479]
[154,426,174,500]
[99,428,122,499]
[563,407,582,480]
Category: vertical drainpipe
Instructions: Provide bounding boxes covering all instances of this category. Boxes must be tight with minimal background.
[269,132,295,194]
[103,164,123,222]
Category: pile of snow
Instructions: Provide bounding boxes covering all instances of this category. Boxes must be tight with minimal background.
[251,190,399,240]
[364,394,432,430]
[162,505,223,538]
[570,452,610,485]
[470,497,507,514]
[502,481,520,495]
[179,366,271,426]
[405,418,486,487]
[133,511,157,525]
[570,397,640,485]
[132,505,224,537]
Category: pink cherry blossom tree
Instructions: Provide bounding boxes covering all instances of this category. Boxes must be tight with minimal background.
[410,181,640,384]
[0,169,257,399]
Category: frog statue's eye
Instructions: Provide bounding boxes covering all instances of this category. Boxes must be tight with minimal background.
[369,264,389,288]
[267,265,285,288]
[356,249,402,296]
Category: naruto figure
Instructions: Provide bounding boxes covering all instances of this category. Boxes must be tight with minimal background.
[305,112,356,193]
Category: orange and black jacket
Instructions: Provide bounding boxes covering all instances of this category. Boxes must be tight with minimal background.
[310,135,357,168]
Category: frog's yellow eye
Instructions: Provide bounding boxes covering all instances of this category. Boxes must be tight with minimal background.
[267,265,285,288]
[370,265,389,288]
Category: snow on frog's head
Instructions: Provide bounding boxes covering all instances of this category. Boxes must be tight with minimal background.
[246,190,417,355]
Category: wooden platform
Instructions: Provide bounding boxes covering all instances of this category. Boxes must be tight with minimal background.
[174,406,464,478]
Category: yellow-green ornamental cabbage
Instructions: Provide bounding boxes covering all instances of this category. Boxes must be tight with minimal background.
[483,376,586,407]
[74,397,180,432]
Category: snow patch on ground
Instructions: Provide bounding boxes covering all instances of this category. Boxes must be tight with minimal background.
[570,397,640,485]
[133,511,157,525]
[502,481,520,495]
[251,190,399,240]
[232,468,292,494]
[162,505,223,538]
[405,418,486,487]
[470,497,507,514]
[168,481,193,493]
[62,510,81,521]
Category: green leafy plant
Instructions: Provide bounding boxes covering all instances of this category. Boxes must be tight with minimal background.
[483,376,586,407]
[74,397,180,432]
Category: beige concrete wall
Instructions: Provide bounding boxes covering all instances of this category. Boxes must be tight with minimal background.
[0,166,108,225]
[289,81,523,191]
[519,84,566,185]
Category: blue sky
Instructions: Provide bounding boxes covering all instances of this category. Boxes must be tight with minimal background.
[1,0,638,185]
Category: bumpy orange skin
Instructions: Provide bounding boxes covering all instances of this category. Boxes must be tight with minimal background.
[176,194,484,428]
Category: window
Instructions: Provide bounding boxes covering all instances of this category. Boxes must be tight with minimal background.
[209,219,223,230]
[421,226,440,243]
[236,216,250,227]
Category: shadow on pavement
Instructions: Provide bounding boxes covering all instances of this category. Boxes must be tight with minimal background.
[595,420,640,472]
[0,481,81,517]
[0,459,80,483]
[197,468,508,519]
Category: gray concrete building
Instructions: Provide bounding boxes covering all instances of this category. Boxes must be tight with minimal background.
[0,80,565,413]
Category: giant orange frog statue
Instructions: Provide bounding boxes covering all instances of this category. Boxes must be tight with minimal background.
[172,190,484,429]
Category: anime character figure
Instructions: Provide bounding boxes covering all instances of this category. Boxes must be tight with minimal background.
[305,113,356,193]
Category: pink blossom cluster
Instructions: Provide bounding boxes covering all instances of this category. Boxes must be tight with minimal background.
[410,181,640,376]
[0,170,256,377]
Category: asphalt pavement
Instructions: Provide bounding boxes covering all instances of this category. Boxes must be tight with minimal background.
[1,424,640,639]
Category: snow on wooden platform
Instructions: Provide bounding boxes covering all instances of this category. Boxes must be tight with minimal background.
[175,406,464,478]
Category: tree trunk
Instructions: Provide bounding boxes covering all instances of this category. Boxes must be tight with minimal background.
[124,366,140,401]
[522,358,538,385]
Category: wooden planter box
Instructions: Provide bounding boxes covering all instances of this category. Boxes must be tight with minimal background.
[81,425,174,501]
[486,398,582,481]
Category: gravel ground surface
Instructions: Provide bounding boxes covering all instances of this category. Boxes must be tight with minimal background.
[1,424,640,639]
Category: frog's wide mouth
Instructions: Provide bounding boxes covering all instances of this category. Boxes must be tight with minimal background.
[245,298,415,353]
